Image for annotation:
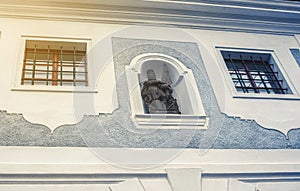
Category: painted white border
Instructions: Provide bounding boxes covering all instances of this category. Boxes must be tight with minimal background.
[0,0,299,35]
[0,147,300,172]
[12,36,96,93]
[0,147,299,190]
[215,46,300,100]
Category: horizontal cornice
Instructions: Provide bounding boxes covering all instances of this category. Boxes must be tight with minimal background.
[0,0,299,35]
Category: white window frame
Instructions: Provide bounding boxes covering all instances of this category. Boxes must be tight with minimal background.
[12,36,96,93]
[215,46,300,100]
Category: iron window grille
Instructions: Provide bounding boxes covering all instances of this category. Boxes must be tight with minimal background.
[21,40,88,87]
[221,51,291,94]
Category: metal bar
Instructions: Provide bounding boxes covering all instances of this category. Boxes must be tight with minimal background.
[235,86,288,90]
[228,54,248,93]
[52,50,58,86]
[84,54,88,87]
[31,45,37,85]
[23,78,87,82]
[26,48,86,54]
[260,56,285,94]
[250,56,270,93]
[73,47,76,86]
[60,47,63,86]
[23,69,87,73]
[46,46,50,86]
[25,63,86,67]
[230,78,283,83]
[240,55,259,93]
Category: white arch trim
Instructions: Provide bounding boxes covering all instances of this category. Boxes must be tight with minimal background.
[125,53,208,129]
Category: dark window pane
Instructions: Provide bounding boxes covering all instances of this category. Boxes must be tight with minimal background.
[221,51,290,95]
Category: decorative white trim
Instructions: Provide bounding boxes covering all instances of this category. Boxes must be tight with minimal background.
[232,93,300,100]
[134,114,208,129]
[11,87,98,93]
[166,168,202,191]
[110,178,145,191]
[0,147,300,190]
[125,53,207,129]
[0,0,299,35]
[0,147,300,171]
[228,179,256,191]
[295,35,300,46]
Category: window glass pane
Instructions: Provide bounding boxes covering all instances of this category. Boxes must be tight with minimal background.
[221,51,291,95]
[21,40,88,87]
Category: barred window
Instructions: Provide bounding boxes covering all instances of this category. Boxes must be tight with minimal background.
[21,40,88,86]
[221,51,292,94]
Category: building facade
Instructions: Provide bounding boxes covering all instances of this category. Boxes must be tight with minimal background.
[0,0,300,190]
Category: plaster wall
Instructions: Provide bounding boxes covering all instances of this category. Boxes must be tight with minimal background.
[0,5,299,191]
[0,18,122,130]
[0,17,299,145]
[188,30,300,135]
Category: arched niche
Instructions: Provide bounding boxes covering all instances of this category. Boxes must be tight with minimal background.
[125,53,207,129]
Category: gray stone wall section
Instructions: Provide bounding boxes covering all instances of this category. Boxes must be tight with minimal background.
[0,37,299,148]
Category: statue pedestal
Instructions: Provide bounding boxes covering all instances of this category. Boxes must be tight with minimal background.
[134,114,208,129]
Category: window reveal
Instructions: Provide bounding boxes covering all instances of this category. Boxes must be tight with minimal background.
[21,40,88,86]
[290,48,300,68]
[221,51,291,94]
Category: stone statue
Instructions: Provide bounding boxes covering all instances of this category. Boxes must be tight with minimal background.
[141,67,181,114]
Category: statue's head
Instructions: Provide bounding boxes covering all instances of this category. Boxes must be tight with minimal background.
[147,69,156,80]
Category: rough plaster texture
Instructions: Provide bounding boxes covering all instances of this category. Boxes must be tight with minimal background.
[0,38,299,149]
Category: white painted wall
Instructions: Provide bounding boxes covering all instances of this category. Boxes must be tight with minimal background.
[0,147,299,191]
[0,18,300,134]
[0,18,122,130]
[187,30,300,135]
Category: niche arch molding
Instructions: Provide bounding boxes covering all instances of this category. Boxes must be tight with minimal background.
[125,53,208,129]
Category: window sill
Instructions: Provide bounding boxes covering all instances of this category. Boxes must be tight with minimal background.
[232,93,300,100]
[134,114,208,129]
[11,86,98,93]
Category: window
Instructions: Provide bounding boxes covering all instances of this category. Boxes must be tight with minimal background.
[21,40,88,87]
[290,48,300,68]
[220,50,292,94]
